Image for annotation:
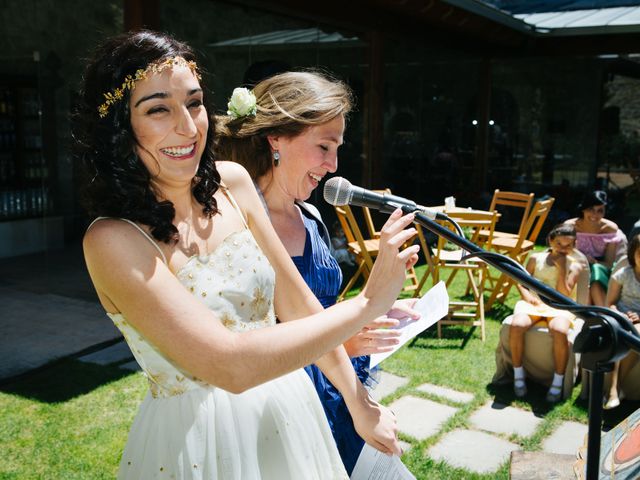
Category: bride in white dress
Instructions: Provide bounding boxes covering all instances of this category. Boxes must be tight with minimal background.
[75,31,420,479]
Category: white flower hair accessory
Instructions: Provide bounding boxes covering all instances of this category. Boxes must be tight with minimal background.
[227,87,257,119]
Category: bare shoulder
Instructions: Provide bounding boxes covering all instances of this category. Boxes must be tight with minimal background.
[216,160,262,216]
[216,160,252,188]
[601,218,619,233]
[564,217,578,227]
[83,218,163,275]
[83,218,135,254]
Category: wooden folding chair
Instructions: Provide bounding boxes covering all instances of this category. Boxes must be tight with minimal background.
[479,190,534,242]
[334,204,380,301]
[432,209,499,341]
[334,202,422,300]
[485,197,555,310]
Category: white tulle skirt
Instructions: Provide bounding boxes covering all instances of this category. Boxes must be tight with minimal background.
[118,369,348,479]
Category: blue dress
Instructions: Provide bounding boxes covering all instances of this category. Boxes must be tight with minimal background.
[292,207,374,475]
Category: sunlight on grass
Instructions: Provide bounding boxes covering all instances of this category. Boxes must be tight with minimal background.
[1,259,623,479]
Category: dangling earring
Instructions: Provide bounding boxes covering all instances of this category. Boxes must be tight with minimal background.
[273,150,280,167]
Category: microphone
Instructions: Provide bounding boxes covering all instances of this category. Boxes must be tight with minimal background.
[323,177,445,220]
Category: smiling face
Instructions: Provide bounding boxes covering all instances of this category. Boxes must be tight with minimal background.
[582,204,606,223]
[129,63,208,190]
[269,115,345,201]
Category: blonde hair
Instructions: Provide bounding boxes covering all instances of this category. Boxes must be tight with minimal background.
[215,71,353,179]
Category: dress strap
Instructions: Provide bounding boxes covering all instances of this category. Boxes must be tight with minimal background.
[87,216,168,265]
[253,181,271,219]
[220,184,249,229]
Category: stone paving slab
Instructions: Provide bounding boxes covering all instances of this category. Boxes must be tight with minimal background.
[428,429,520,474]
[542,421,588,456]
[78,340,133,365]
[469,401,542,438]
[416,383,474,404]
[1,286,120,381]
[389,395,458,440]
[510,451,575,480]
[370,371,409,402]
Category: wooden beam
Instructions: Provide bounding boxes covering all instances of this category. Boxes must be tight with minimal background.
[475,58,491,193]
[124,0,160,31]
[364,30,384,188]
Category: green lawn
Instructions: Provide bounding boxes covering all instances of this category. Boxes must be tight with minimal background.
[2,262,638,479]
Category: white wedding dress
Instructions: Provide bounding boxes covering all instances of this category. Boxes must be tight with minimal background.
[100,213,348,479]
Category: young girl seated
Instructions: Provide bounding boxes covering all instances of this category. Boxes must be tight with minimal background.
[604,234,640,409]
[509,224,585,403]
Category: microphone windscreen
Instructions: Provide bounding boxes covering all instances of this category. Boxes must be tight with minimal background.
[323,177,352,206]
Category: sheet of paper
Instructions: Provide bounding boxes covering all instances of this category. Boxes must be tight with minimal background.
[370,281,449,368]
[350,443,416,480]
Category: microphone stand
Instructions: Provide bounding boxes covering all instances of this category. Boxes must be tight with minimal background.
[409,208,640,480]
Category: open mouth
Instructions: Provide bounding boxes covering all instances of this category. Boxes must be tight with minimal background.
[160,143,196,159]
[309,173,323,182]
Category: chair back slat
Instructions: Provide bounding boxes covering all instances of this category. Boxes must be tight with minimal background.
[444,210,499,250]
[520,197,555,247]
[489,189,535,237]
[334,205,375,270]
[362,188,392,239]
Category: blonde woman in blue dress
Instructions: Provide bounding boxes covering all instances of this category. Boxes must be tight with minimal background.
[74,31,419,479]
[216,71,418,474]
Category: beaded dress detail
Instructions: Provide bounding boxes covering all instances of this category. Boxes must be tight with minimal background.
[98,198,347,479]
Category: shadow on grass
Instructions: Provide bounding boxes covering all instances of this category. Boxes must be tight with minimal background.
[409,325,478,349]
[0,358,133,403]
[487,381,568,417]
[487,302,514,323]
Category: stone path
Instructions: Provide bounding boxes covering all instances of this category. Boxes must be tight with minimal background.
[1,286,120,381]
[78,345,588,476]
[373,371,586,475]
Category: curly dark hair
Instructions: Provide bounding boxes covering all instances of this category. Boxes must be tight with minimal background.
[577,190,607,218]
[73,30,220,243]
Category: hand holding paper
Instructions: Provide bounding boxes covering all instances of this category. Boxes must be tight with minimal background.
[350,444,416,480]
[370,282,449,368]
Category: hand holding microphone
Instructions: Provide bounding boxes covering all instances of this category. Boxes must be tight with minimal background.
[324,178,421,315]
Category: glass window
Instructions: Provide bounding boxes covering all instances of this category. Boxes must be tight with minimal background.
[160,0,366,216]
[382,38,480,206]
[491,57,601,194]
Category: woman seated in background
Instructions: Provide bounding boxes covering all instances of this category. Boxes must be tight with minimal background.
[604,233,640,409]
[510,224,584,403]
[564,190,626,306]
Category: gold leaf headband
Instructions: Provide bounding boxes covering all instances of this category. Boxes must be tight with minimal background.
[98,56,201,118]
